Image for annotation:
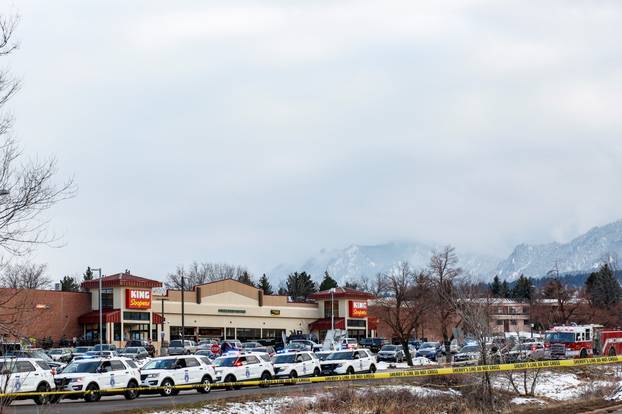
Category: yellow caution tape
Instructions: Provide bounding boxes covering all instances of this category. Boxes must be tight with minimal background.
[2,356,621,399]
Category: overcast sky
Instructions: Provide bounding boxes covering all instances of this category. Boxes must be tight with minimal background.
[4,0,622,281]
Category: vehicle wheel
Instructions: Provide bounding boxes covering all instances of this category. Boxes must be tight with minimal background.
[159,378,176,397]
[580,349,588,359]
[346,366,355,375]
[313,367,321,377]
[609,347,617,357]
[224,374,237,391]
[124,380,139,400]
[84,383,101,403]
[259,371,271,388]
[33,382,50,405]
[289,370,298,379]
[197,375,212,394]
[369,364,377,373]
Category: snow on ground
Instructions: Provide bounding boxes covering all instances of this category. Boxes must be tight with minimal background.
[376,358,437,371]
[150,396,316,414]
[494,371,617,401]
[511,397,545,405]
[372,384,460,398]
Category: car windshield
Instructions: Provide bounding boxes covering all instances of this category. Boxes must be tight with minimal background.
[316,353,331,361]
[380,345,396,351]
[142,359,176,370]
[545,332,575,343]
[326,352,354,361]
[75,347,90,353]
[421,342,438,349]
[125,347,139,353]
[273,354,297,364]
[213,357,239,367]
[460,346,479,353]
[63,361,100,373]
[49,349,63,354]
[169,340,183,347]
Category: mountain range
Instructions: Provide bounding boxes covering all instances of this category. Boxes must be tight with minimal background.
[271,219,622,284]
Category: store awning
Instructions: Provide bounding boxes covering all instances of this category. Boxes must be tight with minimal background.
[367,316,378,331]
[309,317,346,331]
[78,309,121,324]
[152,313,165,324]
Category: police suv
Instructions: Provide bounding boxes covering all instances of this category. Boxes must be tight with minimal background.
[320,349,377,375]
[54,357,141,402]
[213,352,275,390]
[0,358,55,405]
[272,351,321,378]
[139,355,217,396]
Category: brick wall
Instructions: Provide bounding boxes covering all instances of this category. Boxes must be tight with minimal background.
[0,288,92,343]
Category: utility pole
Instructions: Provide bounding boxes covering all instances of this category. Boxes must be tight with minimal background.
[181,275,185,341]
[91,268,103,349]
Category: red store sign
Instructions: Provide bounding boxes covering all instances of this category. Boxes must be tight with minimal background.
[349,300,368,318]
[126,289,152,309]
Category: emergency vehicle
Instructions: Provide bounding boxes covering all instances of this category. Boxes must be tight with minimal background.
[545,324,622,359]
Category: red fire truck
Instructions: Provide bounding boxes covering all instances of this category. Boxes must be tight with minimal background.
[545,324,622,359]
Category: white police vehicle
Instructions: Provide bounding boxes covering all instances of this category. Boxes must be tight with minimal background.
[139,355,217,396]
[320,349,376,375]
[0,358,55,405]
[53,357,141,402]
[213,352,274,390]
[272,351,321,378]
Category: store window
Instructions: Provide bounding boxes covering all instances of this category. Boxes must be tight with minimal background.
[324,301,339,318]
[170,326,182,340]
[225,327,235,339]
[237,328,261,341]
[347,319,366,328]
[123,312,150,321]
[262,329,285,339]
[101,288,113,309]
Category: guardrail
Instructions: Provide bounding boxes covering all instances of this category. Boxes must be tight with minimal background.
[2,356,621,399]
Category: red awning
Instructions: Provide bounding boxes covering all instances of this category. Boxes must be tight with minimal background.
[152,313,165,324]
[309,318,346,331]
[367,316,378,331]
[78,309,121,324]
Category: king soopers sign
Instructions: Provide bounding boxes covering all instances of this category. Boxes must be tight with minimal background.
[126,289,151,309]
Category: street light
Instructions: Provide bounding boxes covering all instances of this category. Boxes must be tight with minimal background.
[90,268,103,350]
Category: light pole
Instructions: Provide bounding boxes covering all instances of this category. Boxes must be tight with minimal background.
[330,287,336,332]
[91,268,103,349]
[181,275,185,341]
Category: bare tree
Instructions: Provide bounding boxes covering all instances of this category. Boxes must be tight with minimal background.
[165,262,250,289]
[374,262,432,366]
[0,261,49,289]
[0,15,75,256]
[428,246,461,353]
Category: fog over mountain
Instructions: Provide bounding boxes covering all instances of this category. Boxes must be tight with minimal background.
[273,219,622,285]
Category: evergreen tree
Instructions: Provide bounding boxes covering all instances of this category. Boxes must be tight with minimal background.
[257,273,273,295]
[319,271,338,291]
[83,266,93,281]
[490,275,501,297]
[500,279,510,298]
[344,280,360,289]
[511,274,533,300]
[586,263,622,308]
[237,271,255,287]
[60,275,80,292]
[277,286,287,296]
[286,272,317,301]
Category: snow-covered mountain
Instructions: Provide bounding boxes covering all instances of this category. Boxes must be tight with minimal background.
[272,241,500,285]
[495,220,622,280]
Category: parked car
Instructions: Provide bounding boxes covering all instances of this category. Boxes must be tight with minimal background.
[315,351,332,361]
[320,349,376,375]
[340,338,359,350]
[213,352,275,390]
[272,351,321,378]
[126,340,156,358]
[241,342,262,350]
[291,339,322,352]
[72,346,93,358]
[168,340,197,355]
[54,357,141,402]
[0,358,55,405]
[47,348,73,363]
[6,350,64,371]
[250,346,276,357]
[119,347,149,360]
[84,350,118,359]
[140,355,217,396]
[416,342,444,361]
[220,340,243,354]
[196,349,219,359]
[377,344,405,363]
[359,338,386,353]
[452,344,481,366]
[408,339,422,350]
[505,342,546,363]
[197,340,220,354]
[92,344,117,352]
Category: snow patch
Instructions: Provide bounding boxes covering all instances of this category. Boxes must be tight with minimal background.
[511,397,544,405]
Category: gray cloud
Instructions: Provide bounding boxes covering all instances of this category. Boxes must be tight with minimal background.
[6,0,622,280]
